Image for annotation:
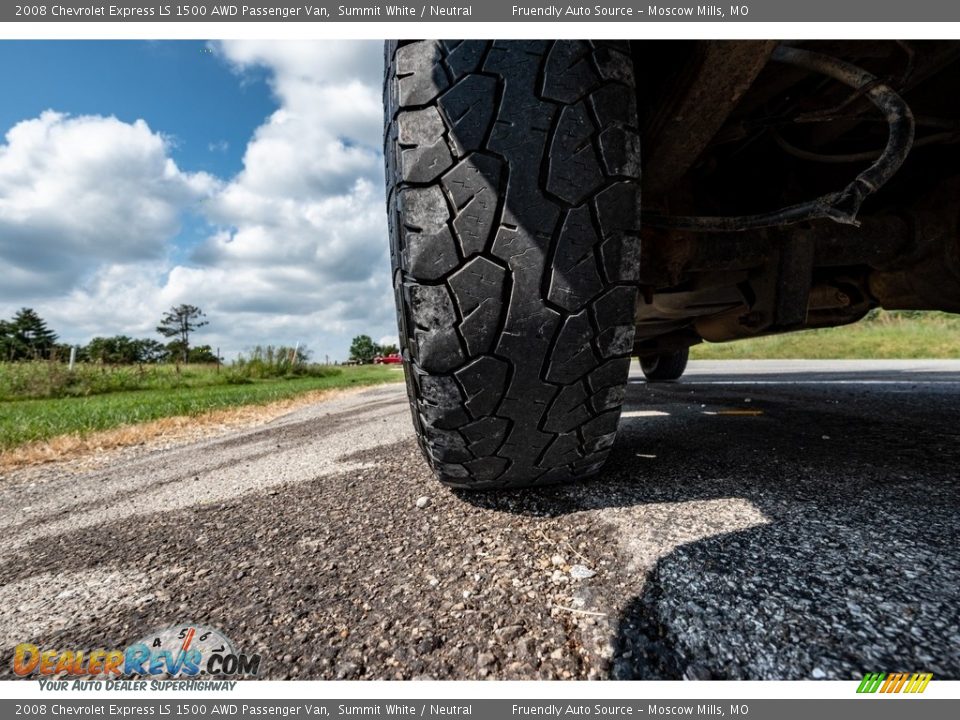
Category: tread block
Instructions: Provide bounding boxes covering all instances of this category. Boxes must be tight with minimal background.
[449,256,506,355]
[458,298,502,356]
[592,287,637,359]
[396,41,451,106]
[499,423,554,470]
[398,107,453,183]
[570,455,608,478]
[582,410,621,452]
[547,101,605,206]
[461,416,509,457]
[422,423,472,463]
[493,227,559,343]
[598,324,635,358]
[589,384,627,414]
[409,284,464,372]
[540,432,583,468]
[397,105,445,144]
[486,42,554,165]
[586,357,631,393]
[443,154,502,256]
[409,283,457,330]
[434,461,470,479]
[545,310,599,384]
[418,374,469,429]
[439,74,498,156]
[542,41,601,104]
[543,382,591,434]
[463,455,509,482]
[589,83,637,131]
[592,46,634,84]
[595,183,641,282]
[598,126,642,179]
[592,285,636,328]
[449,256,507,315]
[399,185,450,234]
[537,466,578,485]
[498,377,558,430]
[413,328,463,373]
[455,355,508,418]
[548,206,604,312]
[403,226,459,281]
[443,40,490,81]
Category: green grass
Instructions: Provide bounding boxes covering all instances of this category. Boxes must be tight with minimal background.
[0,355,351,402]
[0,364,401,451]
[3,312,957,453]
[691,310,960,360]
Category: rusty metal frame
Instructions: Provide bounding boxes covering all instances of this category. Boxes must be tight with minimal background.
[641,40,778,197]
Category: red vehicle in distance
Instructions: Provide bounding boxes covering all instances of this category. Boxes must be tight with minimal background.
[373,353,403,365]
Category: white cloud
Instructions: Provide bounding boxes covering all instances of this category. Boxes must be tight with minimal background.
[178,40,395,358]
[0,111,215,300]
[0,42,397,361]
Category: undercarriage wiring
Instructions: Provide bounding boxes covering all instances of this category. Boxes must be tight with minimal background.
[642,45,917,232]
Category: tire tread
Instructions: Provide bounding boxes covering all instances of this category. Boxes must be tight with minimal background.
[385,40,640,488]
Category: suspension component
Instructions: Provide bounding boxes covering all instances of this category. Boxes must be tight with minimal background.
[644,45,916,232]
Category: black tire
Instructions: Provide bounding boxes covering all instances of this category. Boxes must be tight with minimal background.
[640,349,689,382]
[384,40,641,489]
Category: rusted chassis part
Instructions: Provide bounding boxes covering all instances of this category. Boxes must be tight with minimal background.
[632,40,960,356]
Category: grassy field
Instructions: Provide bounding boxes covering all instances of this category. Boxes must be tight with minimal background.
[0,363,401,452]
[2,311,957,455]
[691,310,960,360]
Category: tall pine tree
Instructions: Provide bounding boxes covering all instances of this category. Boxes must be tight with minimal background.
[6,308,58,360]
[156,304,208,364]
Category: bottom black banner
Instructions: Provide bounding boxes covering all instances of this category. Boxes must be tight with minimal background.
[1,699,957,720]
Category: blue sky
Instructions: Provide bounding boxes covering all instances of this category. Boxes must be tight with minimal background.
[0,40,395,360]
[0,41,273,177]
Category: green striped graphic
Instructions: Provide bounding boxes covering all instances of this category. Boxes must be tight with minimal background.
[857,673,886,693]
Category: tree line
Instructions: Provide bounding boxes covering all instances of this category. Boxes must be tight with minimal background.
[0,304,216,364]
[348,334,399,363]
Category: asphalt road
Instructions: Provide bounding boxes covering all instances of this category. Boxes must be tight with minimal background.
[1,360,958,680]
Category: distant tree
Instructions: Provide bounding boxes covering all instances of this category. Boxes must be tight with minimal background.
[187,344,220,363]
[4,308,58,361]
[349,334,378,364]
[0,319,12,362]
[379,342,399,356]
[164,340,187,363]
[86,335,139,364]
[156,304,208,364]
[134,339,168,364]
[84,335,167,364]
[51,343,76,362]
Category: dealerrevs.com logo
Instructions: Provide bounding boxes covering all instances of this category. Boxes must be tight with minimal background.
[857,673,933,694]
[13,624,260,679]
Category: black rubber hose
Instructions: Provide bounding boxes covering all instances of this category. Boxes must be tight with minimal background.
[643,45,916,232]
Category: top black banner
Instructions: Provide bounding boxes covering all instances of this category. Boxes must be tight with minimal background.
[4,1,960,23]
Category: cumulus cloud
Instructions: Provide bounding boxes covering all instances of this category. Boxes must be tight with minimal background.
[179,40,394,357]
[1,41,396,360]
[0,111,215,300]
